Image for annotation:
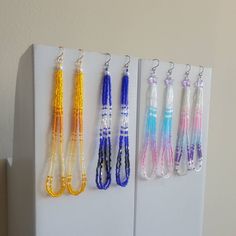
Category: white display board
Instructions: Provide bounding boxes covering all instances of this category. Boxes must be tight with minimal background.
[8,44,212,236]
[8,45,138,236]
[135,60,212,236]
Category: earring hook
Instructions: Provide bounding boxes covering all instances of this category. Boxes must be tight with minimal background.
[168,61,175,74]
[185,64,191,78]
[151,59,160,74]
[169,61,174,71]
[57,46,64,65]
[76,49,84,68]
[104,52,111,69]
[124,55,131,69]
[186,64,191,73]
[199,65,204,78]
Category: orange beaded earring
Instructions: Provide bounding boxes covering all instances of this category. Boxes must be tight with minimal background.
[66,49,87,195]
[46,47,66,197]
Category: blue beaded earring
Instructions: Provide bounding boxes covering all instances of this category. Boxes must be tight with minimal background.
[95,53,112,190]
[116,55,130,187]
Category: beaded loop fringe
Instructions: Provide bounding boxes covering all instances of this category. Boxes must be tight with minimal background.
[140,75,158,180]
[66,68,87,195]
[96,69,112,190]
[116,70,130,187]
[190,77,204,172]
[158,77,174,178]
[46,63,66,197]
[175,76,192,175]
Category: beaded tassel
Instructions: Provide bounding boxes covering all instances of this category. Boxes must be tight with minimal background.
[116,56,130,187]
[158,63,174,178]
[175,65,192,175]
[67,52,87,195]
[46,48,66,197]
[190,67,204,172]
[96,54,112,190]
[140,60,159,180]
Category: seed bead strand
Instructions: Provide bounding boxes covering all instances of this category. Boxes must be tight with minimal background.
[46,56,66,197]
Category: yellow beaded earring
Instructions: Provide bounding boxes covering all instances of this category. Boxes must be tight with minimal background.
[46,47,66,197]
[66,49,87,195]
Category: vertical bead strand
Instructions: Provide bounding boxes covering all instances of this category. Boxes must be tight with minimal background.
[190,68,204,172]
[140,60,159,180]
[96,56,112,190]
[67,55,87,195]
[116,61,130,187]
[158,65,174,178]
[46,49,66,197]
[175,65,192,175]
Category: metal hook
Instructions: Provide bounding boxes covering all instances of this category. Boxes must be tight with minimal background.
[199,65,204,78]
[184,64,191,78]
[151,59,160,74]
[168,61,175,74]
[57,46,64,64]
[169,61,175,71]
[124,55,131,69]
[75,49,84,68]
[185,64,191,73]
[104,52,111,69]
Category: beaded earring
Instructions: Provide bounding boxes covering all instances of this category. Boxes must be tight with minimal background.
[190,66,204,172]
[158,62,175,178]
[66,49,87,195]
[116,55,130,187]
[175,64,192,175]
[46,47,66,197]
[140,59,159,180]
[95,53,112,190]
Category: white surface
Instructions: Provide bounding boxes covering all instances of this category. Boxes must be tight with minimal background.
[34,45,138,236]
[135,59,212,236]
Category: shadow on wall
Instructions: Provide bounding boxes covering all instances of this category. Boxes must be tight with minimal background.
[8,46,35,236]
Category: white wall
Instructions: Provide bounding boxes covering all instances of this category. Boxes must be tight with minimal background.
[0,0,235,235]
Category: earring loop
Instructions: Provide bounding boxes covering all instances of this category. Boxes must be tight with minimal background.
[124,55,131,70]
[151,59,160,74]
[57,46,64,66]
[167,61,175,77]
[104,52,111,70]
[75,49,84,69]
[199,65,204,78]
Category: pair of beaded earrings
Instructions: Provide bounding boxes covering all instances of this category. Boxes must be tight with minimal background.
[175,64,204,175]
[140,60,204,180]
[46,47,86,197]
[96,54,130,190]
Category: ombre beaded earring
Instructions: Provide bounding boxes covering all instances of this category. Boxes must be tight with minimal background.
[116,55,130,187]
[140,59,159,180]
[190,66,204,172]
[66,49,87,195]
[157,62,175,178]
[46,47,66,197]
[95,53,112,190]
[175,64,192,175]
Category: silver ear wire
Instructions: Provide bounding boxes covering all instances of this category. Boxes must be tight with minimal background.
[184,64,191,79]
[199,65,204,78]
[104,53,111,70]
[167,61,175,77]
[75,49,84,69]
[151,59,160,75]
[57,46,64,65]
[124,55,131,69]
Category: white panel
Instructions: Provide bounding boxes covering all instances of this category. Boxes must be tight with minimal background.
[34,45,138,236]
[135,59,212,236]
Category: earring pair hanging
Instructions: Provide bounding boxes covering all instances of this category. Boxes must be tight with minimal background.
[95,54,131,189]
[175,64,205,175]
[45,47,87,197]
